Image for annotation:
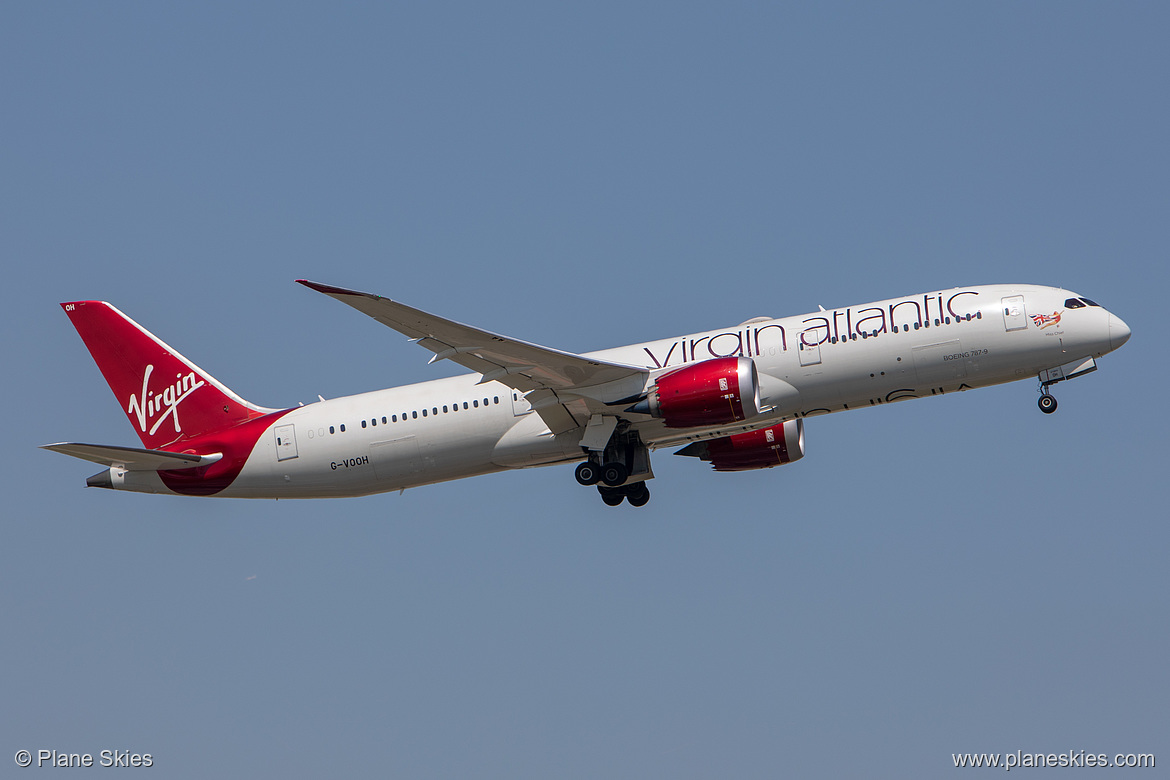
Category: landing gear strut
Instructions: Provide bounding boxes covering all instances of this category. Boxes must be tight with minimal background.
[1037,375,1059,414]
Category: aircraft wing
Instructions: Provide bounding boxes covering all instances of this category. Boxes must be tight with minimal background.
[41,442,223,471]
[297,280,649,434]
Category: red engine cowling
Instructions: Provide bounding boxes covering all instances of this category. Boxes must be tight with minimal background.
[631,357,762,428]
[675,419,805,471]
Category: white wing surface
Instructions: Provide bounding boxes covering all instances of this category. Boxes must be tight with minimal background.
[297,280,649,434]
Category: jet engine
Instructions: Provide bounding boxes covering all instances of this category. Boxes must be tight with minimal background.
[628,356,762,428]
[675,419,805,471]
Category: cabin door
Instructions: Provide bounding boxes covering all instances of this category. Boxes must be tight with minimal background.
[1002,296,1028,332]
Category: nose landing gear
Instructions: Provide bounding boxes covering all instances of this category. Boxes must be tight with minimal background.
[1035,357,1098,415]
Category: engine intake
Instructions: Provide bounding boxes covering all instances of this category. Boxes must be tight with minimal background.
[628,357,763,429]
[675,419,805,471]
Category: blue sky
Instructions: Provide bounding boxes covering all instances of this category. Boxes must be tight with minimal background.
[2,3,1166,777]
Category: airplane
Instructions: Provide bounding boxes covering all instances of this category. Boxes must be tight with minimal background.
[43,281,1131,507]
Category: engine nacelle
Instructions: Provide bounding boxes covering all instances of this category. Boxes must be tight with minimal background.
[630,357,763,429]
[675,419,805,471]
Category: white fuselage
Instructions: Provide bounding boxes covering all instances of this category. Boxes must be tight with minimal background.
[116,284,1128,497]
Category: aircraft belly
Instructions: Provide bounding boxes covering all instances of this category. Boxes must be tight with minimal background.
[492,413,581,468]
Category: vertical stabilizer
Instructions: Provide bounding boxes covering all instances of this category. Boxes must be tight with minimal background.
[61,301,274,450]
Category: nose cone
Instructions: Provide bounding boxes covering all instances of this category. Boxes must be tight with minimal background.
[1109,314,1131,351]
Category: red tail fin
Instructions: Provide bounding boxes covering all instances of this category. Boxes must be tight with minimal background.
[61,301,273,450]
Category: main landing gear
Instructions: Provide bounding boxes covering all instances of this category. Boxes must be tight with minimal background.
[598,482,650,507]
[574,460,628,487]
[576,460,650,506]
[574,424,653,507]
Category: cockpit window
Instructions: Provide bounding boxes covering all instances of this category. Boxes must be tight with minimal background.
[1081,298,1100,307]
[1065,298,1086,309]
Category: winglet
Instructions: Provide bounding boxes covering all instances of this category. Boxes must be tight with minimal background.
[296,279,382,300]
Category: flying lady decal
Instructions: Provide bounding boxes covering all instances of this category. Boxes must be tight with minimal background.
[1031,311,1063,329]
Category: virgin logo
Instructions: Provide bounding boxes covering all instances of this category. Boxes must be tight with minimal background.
[126,364,206,436]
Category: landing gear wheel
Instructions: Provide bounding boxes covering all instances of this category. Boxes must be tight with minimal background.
[625,483,650,507]
[598,486,625,506]
[1038,394,1058,414]
[575,461,601,486]
[601,462,629,487]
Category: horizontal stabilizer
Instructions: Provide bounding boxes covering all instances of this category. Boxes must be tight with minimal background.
[41,442,223,471]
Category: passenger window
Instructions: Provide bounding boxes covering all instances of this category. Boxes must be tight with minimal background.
[494,397,499,404]
[382,417,387,424]
[412,411,418,419]
[362,420,367,428]
[422,409,427,417]
[340,424,346,432]
[392,415,397,423]
[329,426,335,434]
[433,407,438,415]
[913,322,920,329]
[463,402,468,410]
[443,405,448,413]
[1065,298,1085,309]
[474,400,479,408]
